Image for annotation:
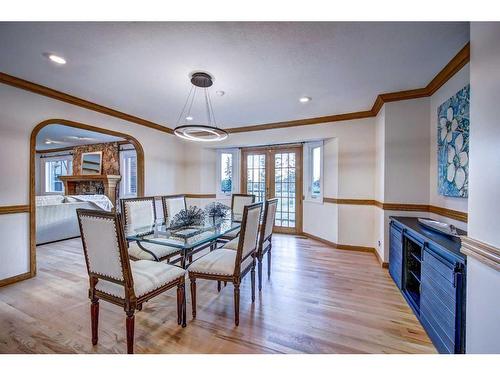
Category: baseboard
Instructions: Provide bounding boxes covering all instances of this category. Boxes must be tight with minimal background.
[36,235,80,246]
[300,231,388,268]
[0,271,32,288]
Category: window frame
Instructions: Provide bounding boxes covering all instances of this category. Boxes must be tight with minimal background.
[216,148,240,197]
[41,155,73,195]
[119,148,138,199]
[304,140,324,203]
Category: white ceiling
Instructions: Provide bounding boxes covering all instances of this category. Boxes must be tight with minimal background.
[0,22,469,129]
[36,124,124,150]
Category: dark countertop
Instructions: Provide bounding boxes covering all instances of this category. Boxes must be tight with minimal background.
[390,216,466,262]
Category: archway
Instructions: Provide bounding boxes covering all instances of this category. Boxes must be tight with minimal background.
[29,118,145,277]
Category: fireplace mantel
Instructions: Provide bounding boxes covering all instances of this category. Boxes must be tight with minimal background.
[59,175,121,204]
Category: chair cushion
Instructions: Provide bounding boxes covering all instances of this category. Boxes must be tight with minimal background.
[96,260,185,299]
[224,237,239,250]
[224,236,270,252]
[220,227,240,240]
[188,248,253,276]
[128,241,180,261]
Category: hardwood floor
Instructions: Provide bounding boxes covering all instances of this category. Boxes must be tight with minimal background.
[0,234,436,354]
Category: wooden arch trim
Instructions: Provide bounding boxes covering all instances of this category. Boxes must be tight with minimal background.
[29,118,146,278]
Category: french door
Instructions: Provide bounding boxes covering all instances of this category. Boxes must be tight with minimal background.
[241,145,303,234]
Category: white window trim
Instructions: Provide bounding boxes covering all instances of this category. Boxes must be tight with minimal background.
[40,155,73,195]
[216,148,240,198]
[303,140,324,203]
[120,149,138,199]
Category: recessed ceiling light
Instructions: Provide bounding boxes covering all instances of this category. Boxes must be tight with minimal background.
[299,96,312,103]
[185,116,193,121]
[46,54,66,65]
[216,90,225,97]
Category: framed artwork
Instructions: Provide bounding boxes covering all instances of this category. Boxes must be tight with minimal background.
[437,84,470,198]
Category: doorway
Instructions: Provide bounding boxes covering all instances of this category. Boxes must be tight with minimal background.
[29,118,145,278]
[241,144,303,234]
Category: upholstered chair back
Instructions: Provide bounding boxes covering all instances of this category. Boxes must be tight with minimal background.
[120,197,156,236]
[262,198,278,240]
[77,209,130,284]
[162,195,187,225]
[231,194,256,221]
[235,202,262,272]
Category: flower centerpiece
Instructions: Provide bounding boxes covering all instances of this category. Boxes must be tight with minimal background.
[205,202,230,223]
[170,206,206,229]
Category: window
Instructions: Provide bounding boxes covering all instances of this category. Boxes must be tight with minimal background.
[304,141,324,202]
[220,152,233,194]
[43,156,72,193]
[216,149,239,196]
[311,146,321,198]
[120,149,137,198]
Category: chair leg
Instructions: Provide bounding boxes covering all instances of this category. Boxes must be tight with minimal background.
[224,281,227,287]
[234,283,240,326]
[257,256,263,291]
[126,310,135,354]
[217,280,221,292]
[177,283,184,325]
[251,265,256,303]
[267,247,272,279]
[91,299,99,345]
[190,278,197,318]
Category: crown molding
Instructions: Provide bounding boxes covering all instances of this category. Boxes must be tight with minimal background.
[0,72,173,134]
[461,236,500,271]
[227,42,470,133]
[0,43,469,135]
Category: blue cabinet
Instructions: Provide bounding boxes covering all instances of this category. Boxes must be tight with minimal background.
[389,221,403,289]
[389,217,466,354]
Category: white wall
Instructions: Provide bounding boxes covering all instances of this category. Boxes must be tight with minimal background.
[179,117,377,248]
[0,84,186,280]
[465,22,500,354]
[384,98,430,204]
[374,107,386,259]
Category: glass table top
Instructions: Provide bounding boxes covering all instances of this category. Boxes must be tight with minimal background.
[126,217,241,250]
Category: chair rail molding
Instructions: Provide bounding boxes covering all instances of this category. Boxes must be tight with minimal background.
[321,197,468,223]
[461,236,500,271]
[0,205,30,215]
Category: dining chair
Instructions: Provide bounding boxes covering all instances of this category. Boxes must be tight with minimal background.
[76,209,186,354]
[121,197,181,262]
[187,202,262,326]
[218,193,256,243]
[224,198,278,291]
[161,194,187,226]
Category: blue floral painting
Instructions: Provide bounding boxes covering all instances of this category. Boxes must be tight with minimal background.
[437,84,469,198]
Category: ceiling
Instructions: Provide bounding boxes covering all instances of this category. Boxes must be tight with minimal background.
[36,124,124,150]
[0,22,469,129]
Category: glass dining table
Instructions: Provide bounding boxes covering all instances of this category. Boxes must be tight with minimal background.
[126,215,241,269]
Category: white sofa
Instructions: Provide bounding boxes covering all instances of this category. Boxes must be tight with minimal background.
[36,195,113,245]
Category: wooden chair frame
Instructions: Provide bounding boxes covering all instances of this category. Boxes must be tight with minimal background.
[188,202,262,326]
[120,196,181,262]
[76,208,186,354]
[161,194,187,225]
[256,198,278,291]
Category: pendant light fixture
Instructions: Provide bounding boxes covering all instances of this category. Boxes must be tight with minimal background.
[173,71,228,142]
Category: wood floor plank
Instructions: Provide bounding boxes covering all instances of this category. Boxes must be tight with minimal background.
[0,234,436,354]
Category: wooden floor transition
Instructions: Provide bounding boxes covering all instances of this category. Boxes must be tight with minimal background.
[0,234,436,354]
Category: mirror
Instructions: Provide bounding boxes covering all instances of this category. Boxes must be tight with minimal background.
[81,151,102,175]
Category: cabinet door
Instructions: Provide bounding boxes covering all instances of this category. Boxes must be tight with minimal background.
[420,245,462,353]
[389,222,403,289]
